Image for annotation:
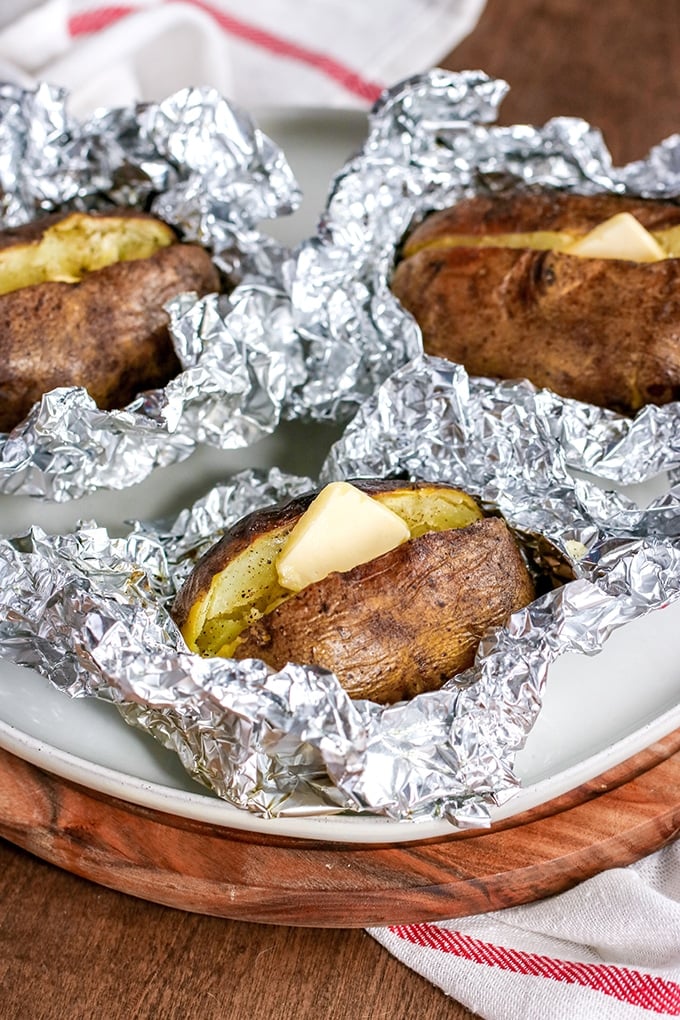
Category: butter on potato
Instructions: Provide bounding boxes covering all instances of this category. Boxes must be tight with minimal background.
[392,188,680,414]
[561,212,666,261]
[276,481,410,592]
[172,480,535,704]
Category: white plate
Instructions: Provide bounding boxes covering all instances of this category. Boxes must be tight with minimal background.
[0,110,679,845]
[1,599,679,844]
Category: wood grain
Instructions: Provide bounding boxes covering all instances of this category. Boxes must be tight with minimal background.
[2,729,679,928]
[0,840,479,1020]
[441,0,680,165]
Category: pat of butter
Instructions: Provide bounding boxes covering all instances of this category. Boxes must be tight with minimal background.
[563,212,665,262]
[276,481,410,592]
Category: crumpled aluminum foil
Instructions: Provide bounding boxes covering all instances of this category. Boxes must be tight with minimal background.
[0,355,678,827]
[0,81,301,500]
[4,69,679,504]
[283,69,680,485]
[1,70,679,828]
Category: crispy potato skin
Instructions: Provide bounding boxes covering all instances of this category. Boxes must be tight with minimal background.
[171,479,437,636]
[0,212,219,431]
[233,516,534,703]
[172,480,535,705]
[391,189,680,414]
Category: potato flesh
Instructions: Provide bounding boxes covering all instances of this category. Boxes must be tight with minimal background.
[371,486,482,537]
[189,486,483,658]
[403,223,680,261]
[0,212,175,295]
[192,522,294,657]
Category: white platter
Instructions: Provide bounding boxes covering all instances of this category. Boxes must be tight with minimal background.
[1,598,679,844]
[0,109,678,845]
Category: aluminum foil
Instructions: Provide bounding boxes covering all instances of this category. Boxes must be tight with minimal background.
[0,355,678,826]
[0,70,679,828]
[283,69,680,485]
[4,69,679,504]
[0,81,301,500]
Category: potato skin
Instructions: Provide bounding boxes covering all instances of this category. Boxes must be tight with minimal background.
[0,212,219,431]
[233,516,534,703]
[171,479,442,638]
[391,189,680,414]
[172,480,535,705]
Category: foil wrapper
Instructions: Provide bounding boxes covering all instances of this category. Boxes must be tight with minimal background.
[283,69,680,485]
[0,70,679,827]
[0,356,678,826]
[4,69,678,504]
[0,82,301,500]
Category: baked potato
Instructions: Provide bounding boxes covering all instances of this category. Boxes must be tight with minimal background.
[0,209,220,432]
[390,188,680,414]
[172,479,536,704]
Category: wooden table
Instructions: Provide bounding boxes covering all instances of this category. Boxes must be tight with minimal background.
[2,2,679,1017]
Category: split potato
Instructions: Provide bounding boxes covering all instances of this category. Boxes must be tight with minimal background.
[0,209,220,431]
[172,479,536,704]
[390,188,680,414]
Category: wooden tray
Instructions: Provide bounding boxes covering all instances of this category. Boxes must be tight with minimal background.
[2,727,679,928]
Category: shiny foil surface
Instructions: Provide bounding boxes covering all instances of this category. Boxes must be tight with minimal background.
[287,69,680,486]
[0,70,678,827]
[0,355,678,825]
[0,81,300,500]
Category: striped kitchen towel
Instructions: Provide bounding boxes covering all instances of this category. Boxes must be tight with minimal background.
[0,0,486,115]
[370,840,680,1019]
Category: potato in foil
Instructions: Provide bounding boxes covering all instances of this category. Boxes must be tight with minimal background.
[172,479,536,704]
[0,210,220,431]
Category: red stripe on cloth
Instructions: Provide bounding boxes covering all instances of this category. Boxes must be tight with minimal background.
[69,6,134,34]
[389,924,680,1015]
[68,2,384,104]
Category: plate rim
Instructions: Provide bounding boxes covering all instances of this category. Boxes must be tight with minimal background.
[2,697,680,845]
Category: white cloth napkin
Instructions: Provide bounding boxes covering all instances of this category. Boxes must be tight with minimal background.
[0,0,487,116]
[370,840,680,1018]
[2,3,678,1018]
